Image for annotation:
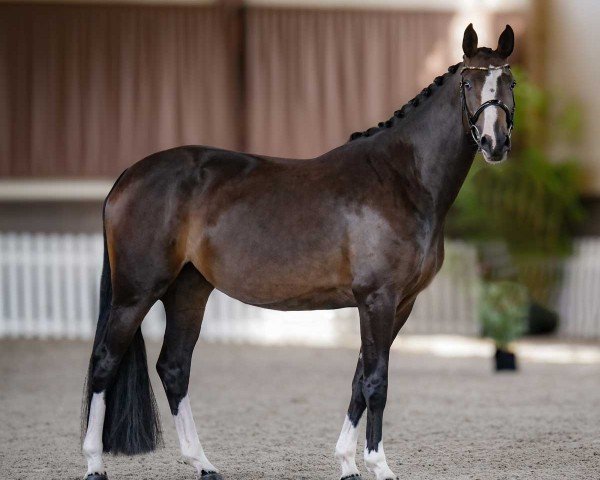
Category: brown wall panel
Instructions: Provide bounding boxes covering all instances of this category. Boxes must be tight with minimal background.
[0,4,242,177]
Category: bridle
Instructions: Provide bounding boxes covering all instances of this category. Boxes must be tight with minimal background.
[459,64,515,149]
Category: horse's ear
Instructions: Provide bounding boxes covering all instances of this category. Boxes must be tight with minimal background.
[497,25,514,58]
[462,23,478,58]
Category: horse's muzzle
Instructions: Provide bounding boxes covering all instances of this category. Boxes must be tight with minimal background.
[480,134,510,163]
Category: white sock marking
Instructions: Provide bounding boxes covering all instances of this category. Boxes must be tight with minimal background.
[335,415,361,478]
[174,395,218,474]
[364,441,396,480]
[82,392,106,475]
[481,67,502,150]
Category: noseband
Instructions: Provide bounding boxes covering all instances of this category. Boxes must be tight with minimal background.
[460,64,515,149]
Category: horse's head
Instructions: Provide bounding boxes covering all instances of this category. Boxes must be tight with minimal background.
[461,24,516,163]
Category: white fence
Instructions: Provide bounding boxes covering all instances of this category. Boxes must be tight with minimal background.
[0,234,103,339]
[558,239,600,339]
[0,233,599,343]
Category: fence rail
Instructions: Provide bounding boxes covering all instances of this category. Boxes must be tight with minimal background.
[0,233,599,342]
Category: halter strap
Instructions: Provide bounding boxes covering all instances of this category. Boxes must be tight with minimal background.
[459,64,515,149]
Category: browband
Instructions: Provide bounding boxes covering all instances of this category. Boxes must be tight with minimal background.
[460,64,510,74]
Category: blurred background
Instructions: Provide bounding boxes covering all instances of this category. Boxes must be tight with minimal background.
[2,1,600,479]
[0,0,599,350]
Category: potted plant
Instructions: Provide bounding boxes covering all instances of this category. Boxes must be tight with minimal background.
[479,281,528,371]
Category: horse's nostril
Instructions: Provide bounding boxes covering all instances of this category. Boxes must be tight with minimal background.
[480,135,491,147]
[504,135,511,148]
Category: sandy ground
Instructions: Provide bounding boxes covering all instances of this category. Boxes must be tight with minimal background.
[1,340,599,480]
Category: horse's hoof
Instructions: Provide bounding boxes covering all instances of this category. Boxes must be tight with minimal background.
[341,475,363,480]
[85,473,108,480]
[200,471,224,480]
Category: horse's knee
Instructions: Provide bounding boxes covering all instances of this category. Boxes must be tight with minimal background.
[363,372,388,412]
[156,356,190,413]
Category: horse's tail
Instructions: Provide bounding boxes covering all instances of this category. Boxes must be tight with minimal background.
[82,173,162,455]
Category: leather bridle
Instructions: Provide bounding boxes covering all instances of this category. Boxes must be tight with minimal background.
[460,64,515,149]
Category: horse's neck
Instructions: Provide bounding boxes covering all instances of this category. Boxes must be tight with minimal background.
[393,71,477,223]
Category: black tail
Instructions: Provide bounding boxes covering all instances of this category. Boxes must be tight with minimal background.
[82,183,162,455]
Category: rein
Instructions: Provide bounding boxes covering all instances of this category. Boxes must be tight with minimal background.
[459,64,515,149]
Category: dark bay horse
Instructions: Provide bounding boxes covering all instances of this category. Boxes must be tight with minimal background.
[82,24,516,480]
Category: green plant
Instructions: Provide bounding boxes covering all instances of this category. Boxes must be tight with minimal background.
[447,150,584,255]
[479,281,528,349]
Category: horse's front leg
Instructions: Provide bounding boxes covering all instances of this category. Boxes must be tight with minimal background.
[335,352,366,479]
[358,285,404,480]
[335,297,414,480]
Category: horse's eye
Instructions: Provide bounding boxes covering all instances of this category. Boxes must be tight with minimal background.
[510,80,517,90]
[463,80,472,90]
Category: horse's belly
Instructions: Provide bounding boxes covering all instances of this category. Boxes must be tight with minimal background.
[189,196,355,310]
[194,245,355,311]
[235,286,356,311]
[206,260,355,311]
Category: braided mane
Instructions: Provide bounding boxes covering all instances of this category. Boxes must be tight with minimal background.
[348,63,462,142]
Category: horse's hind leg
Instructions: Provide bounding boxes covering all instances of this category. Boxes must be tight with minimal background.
[156,264,222,479]
[83,288,166,479]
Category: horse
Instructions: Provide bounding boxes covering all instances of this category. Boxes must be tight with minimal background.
[81,23,516,480]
